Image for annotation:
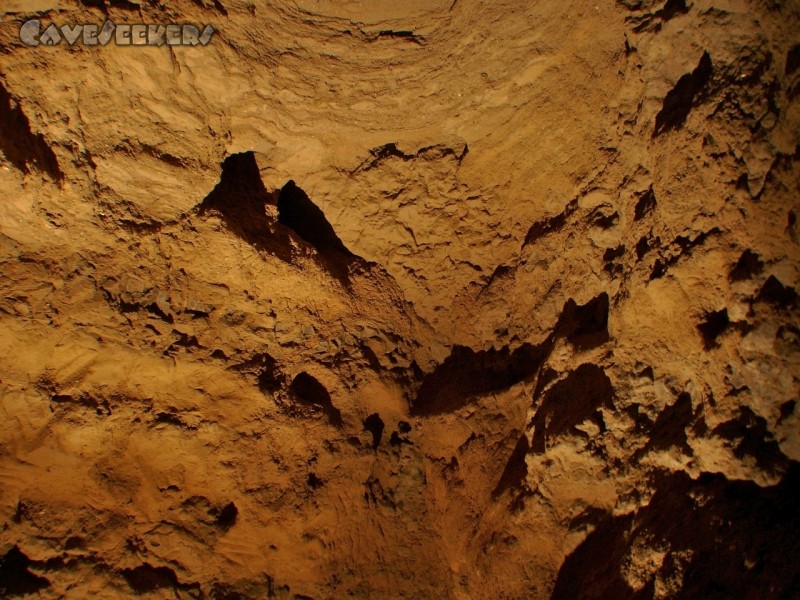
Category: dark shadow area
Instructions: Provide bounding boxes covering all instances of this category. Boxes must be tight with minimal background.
[624,0,690,33]
[650,228,721,280]
[278,180,358,287]
[778,400,796,426]
[197,152,294,263]
[212,501,238,529]
[0,546,50,597]
[231,352,284,395]
[0,82,62,180]
[363,413,385,448]
[278,181,353,256]
[307,472,324,489]
[522,200,578,248]
[603,244,626,276]
[551,464,800,599]
[640,392,695,457]
[787,44,800,75]
[634,186,657,221]
[756,275,798,309]
[121,564,180,594]
[697,308,729,349]
[215,502,239,529]
[555,292,610,349]
[530,364,615,454]
[588,204,619,229]
[78,0,141,10]
[288,372,343,427]
[411,342,548,416]
[492,433,530,499]
[653,51,713,137]
[199,157,371,289]
[729,249,764,281]
[713,406,789,474]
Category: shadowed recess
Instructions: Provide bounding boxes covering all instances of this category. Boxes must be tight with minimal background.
[653,51,713,136]
[522,199,578,248]
[641,391,695,456]
[492,433,530,499]
[121,564,180,594]
[197,152,287,254]
[530,364,615,454]
[697,308,729,349]
[288,372,343,427]
[411,342,548,416]
[0,547,50,597]
[555,292,610,349]
[363,412,385,448]
[232,352,284,394]
[551,465,800,599]
[0,82,62,180]
[278,181,354,256]
[756,275,798,309]
[729,249,764,281]
[633,185,657,221]
[713,406,790,473]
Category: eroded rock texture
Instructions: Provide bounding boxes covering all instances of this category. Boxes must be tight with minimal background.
[0,1,798,598]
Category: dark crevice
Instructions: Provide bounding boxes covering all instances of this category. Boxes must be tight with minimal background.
[623,0,691,33]
[697,308,729,349]
[78,0,141,10]
[522,200,578,248]
[352,142,468,174]
[530,364,615,454]
[363,413,385,449]
[633,186,657,220]
[492,434,530,498]
[552,466,800,600]
[121,564,181,594]
[411,342,548,416]
[713,407,789,473]
[278,180,363,287]
[778,400,796,426]
[0,82,62,180]
[641,392,695,456]
[212,501,238,529]
[785,44,800,76]
[197,152,293,262]
[0,546,50,597]
[278,181,353,256]
[376,30,424,45]
[555,292,610,349]
[389,430,413,446]
[198,155,365,288]
[191,0,228,15]
[756,275,798,309]
[588,204,619,229]
[650,227,721,280]
[729,249,764,281]
[231,352,284,394]
[656,0,690,22]
[635,234,654,260]
[603,245,626,275]
[653,51,713,137]
[288,372,342,427]
[307,473,324,489]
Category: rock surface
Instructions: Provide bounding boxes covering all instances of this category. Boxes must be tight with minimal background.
[0,0,798,598]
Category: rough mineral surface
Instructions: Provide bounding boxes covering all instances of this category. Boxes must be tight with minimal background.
[0,1,798,598]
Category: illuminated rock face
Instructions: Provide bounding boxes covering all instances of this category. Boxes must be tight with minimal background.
[0,1,798,598]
